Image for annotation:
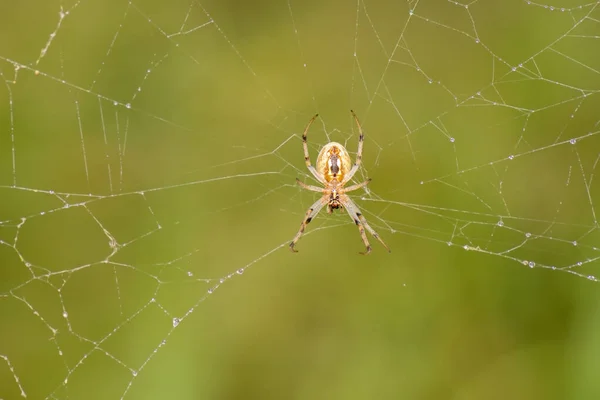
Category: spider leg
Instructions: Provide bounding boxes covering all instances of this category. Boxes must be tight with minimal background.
[302,114,327,184]
[341,195,391,254]
[356,211,391,253]
[296,178,324,193]
[343,178,371,193]
[289,196,328,252]
[343,110,365,184]
[350,212,372,255]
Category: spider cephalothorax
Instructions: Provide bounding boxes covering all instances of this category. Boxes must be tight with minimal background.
[327,189,342,213]
[289,110,391,255]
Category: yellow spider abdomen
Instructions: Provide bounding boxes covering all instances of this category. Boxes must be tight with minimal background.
[316,142,352,183]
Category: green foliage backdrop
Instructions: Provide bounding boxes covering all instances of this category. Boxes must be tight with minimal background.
[1,1,600,399]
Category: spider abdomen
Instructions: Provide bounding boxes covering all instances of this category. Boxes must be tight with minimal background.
[316,142,352,183]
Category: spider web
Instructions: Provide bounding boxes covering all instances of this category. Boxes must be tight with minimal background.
[1,0,600,398]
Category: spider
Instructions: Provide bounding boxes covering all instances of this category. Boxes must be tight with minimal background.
[289,110,391,255]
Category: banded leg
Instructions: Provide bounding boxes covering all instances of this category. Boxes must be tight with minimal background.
[340,195,371,254]
[344,110,365,184]
[343,178,371,193]
[301,114,326,183]
[289,196,327,252]
[342,195,391,253]
[296,178,324,193]
[356,211,391,253]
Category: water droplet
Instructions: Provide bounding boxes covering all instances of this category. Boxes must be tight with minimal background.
[447,241,452,246]
[577,261,583,267]
[172,318,180,327]
[449,137,455,143]
[132,370,138,376]
[573,241,578,246]
[62,312,68,318]
[508,155,514,160]
[497,220,504,227]
[512,67,516,71]
[409,10,414,15]
[528,261,535,268]
[219,278,225,284]
[187,271,193,277]
[475,38,480,43]
[463,245,469,250]
[125,103,131,109]
[236,268,244,275]
[113,101,118,106]
[588,275,596,281]
[525,232,531,238]
[428,79,433,84]
[570,138,576,144]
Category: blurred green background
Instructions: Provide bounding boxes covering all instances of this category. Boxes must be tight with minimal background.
[1,0,600,399]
